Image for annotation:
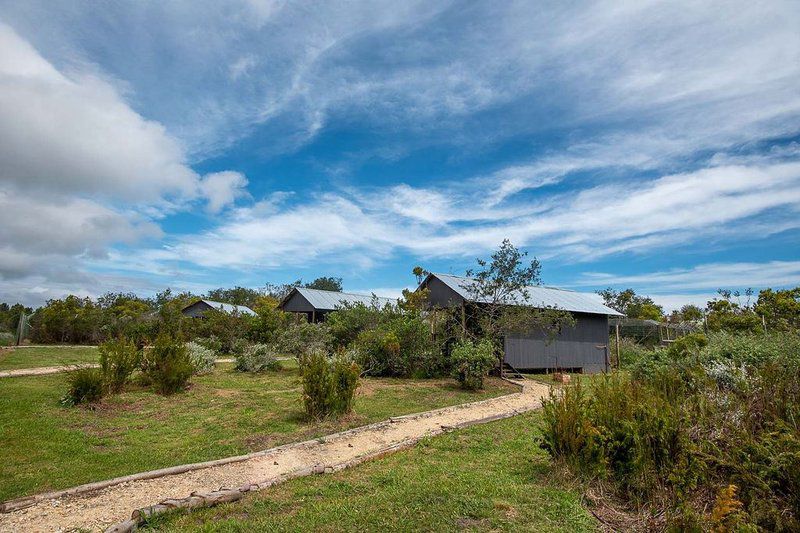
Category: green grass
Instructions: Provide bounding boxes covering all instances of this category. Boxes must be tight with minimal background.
[0,362,515,502]
[147,411,595,532]
[0,346,99,370]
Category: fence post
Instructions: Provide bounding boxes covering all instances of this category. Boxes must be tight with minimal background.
[15,312,25,346]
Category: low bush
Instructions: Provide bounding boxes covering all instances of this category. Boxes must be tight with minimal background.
[540,347,800,530]
[299,350,360,420]
[62,367,104,406]
[702,330,800,366]
[141,335,194,395]
[0,331,14,346]
[194,336,223,354]
[189,308,253,354]
[185,341,217,375]
[353,316,445,378]
[274,321,332,357]
[99,338,140,392]
[611,336,653,368]
[451,339,496,390]
[235,343,282,373]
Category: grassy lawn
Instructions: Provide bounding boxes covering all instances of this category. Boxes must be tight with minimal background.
[147,411,595,532]
[0,346,99,370]
[0,362,516,502]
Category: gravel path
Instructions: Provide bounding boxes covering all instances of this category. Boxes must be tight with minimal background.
[0,380,548,532]
[0,358,291,378]
[0,364,100,378]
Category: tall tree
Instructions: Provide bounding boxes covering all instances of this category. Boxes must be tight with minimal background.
[305,277,343,292]
[263,280,302,300]
[706,289,761,333]
[755,287,800,331]
[463,240,575,363]
[205,286,261,308]
[597,288,663,320]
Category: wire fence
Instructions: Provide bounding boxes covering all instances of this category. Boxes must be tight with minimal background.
[610,317,697,346]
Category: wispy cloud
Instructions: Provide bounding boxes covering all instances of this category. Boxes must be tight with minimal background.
[137,160,800,272]
[577,261,800,292]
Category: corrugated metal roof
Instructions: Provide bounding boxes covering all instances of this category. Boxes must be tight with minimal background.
[426,273,624,316]
[293,287,397,311]
[197,300,257,316]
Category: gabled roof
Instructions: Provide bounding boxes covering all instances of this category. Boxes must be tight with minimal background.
[422,273,624,316]
[281,287,397,311]
[190,299,257,316]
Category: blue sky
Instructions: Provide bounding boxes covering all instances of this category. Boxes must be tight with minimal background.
[1,1,799,310]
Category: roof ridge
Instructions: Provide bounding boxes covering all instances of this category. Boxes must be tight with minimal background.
[429,272,576,293]
[297,287,395,300]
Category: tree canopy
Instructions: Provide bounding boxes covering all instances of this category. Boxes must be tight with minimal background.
[597,288,664,320]
[305,277,343,292]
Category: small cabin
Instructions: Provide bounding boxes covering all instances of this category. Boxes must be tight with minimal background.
[278,287,396,322]
[417,273,623,373]
[181,299,256,318]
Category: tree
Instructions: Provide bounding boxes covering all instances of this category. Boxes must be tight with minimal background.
[263,280,302,300]
[706,289,761,333]
[412,266,428,285]
[305,277,343,292]
[31,295,102,344]
[463,240,575,365]
[676,304,704,322]
[0,302,32,332]
[755,287,800,331]
[597,288,664,320]
[249,295,290,343]
[205,286,261,308]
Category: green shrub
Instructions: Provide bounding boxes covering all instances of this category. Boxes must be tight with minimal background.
[141,335,194,394]
[331,351,360,414]
[665,332,708,359]
[62,367,104,406]
[235,343,282,373]
[611,336,653,368]
[539,345,800,530]
[299,350,360,420]
[98,337,140,392]
[326,301,446,378]
[185,341,216,375]
[0,331,14,346]
[275,321,332,357]
[451,339,496,390]
[353,315,445,378]
[702,331,800,366]
[194,336,223,353]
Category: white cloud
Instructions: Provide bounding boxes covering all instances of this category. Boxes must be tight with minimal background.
[648,293,720,314]
[229,55,258,80]
[139,160,800,272]
[0,23,199,204]
[0,23,244,296]
[199,171,249,213]
[577,261,800,292]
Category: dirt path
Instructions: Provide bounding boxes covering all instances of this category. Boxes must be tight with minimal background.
[0,364,100,378]
[0,380,549,532]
